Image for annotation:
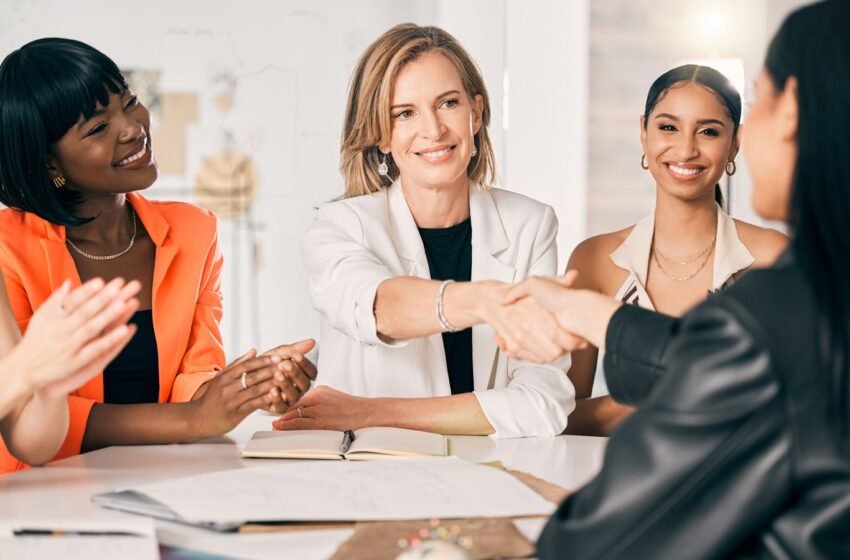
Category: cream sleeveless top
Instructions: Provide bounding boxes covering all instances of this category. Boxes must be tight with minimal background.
[592,204,755,395]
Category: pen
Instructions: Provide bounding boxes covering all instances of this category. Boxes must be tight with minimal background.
[341,429,356,454]
[13,529,138,536]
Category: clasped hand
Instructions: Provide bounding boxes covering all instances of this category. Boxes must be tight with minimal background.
[190,339,318,437]
[477,273,585,364]
[493,271,622,363]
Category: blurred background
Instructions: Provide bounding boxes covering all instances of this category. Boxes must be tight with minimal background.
[0,0,804,357]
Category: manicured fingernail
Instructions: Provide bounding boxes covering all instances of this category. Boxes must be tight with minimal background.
[269,354,281,363]
[283,361,292,371]
[275,372,285,382]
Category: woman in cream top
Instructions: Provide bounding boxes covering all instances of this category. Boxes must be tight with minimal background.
[610,203,756,310]
[564,65,786,436]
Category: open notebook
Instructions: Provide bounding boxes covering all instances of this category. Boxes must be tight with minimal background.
[241,427,448,460]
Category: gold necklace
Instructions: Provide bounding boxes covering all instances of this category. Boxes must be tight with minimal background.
[66,205,137,261]
[652,237,716,282]
[654,235,716,266]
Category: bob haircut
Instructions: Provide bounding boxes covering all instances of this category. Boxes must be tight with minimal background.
[643,64,742,207]
[0,37,128,226]
[340,23,496,198]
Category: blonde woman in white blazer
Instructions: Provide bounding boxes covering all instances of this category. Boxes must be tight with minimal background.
[272,24,575,438]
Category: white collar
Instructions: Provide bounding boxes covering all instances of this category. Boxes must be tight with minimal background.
[385,178,511,278]
[609,203,755,292]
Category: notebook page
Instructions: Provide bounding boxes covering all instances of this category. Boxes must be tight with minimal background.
[348,427,447,458]
[241,430,345,459]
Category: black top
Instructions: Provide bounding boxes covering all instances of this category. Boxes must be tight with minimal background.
[417,217,473,395]
[538,252,850,559]
[103,309,159,404]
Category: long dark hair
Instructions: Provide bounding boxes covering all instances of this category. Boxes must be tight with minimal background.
[0,38,127,226]
[767,0,850,443]
[643,64,742,207]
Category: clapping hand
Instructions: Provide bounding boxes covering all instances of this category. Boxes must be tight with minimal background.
[11,278,141,400]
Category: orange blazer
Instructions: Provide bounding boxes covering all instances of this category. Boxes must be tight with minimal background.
[0,193,225,472]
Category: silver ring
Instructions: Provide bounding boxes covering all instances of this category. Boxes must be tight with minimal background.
[298,406,303,418]
[240,371,248,390]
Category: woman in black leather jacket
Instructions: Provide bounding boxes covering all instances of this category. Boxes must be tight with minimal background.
[503,1,850,557]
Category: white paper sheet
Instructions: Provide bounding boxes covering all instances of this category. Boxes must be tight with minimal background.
[157,523,354,560]
[0,536,158,560]
[126,457,556,523]
[0,517,157,560]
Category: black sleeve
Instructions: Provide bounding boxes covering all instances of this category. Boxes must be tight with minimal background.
[603,304,680,406]
[537,299,791,559]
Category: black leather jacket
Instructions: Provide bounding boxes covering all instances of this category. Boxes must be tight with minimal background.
[538,253,850,559]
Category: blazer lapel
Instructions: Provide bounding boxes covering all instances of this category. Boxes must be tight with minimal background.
[39,228,104,398]
[386,181,430,278]
[129,194,179,402]
[609,212,656,311]
[385,182,450,389]
[712,205,755,289]
[39,240,82,291]
[469,184,516,390]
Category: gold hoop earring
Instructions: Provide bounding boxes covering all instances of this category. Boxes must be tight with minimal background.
[640,154,649,170]
[726,161,737,176]
[52,175,66,189]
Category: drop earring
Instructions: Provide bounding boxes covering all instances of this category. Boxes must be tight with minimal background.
[52,175,66,188]
[471,145,478,158]
[640,154,649,170]
[726,161,737,175]
[378,153,389,176]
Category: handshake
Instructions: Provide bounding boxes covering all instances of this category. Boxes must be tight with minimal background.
[485,271,622,364]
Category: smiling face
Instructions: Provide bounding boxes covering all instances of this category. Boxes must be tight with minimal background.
[381,52,483,193]
[640,82,740,203]
[48,87,157,197]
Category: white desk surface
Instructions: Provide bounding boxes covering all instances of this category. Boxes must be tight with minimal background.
[0,412,607,559]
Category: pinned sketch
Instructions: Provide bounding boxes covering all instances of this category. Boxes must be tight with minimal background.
[156,93,199,175]
[193,149,258,219]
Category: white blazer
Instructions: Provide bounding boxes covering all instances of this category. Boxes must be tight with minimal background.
[301,180,575,438]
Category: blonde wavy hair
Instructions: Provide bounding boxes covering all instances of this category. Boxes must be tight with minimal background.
[340,23,496,198]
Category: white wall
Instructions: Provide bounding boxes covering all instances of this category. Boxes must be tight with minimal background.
[504,0,589,265]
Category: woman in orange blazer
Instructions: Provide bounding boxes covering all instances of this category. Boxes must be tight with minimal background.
[0,38,317,472]
[1,276,139,466]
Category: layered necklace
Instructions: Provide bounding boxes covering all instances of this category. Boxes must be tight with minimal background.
[652,227,716,282]
[66,204,137,261]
